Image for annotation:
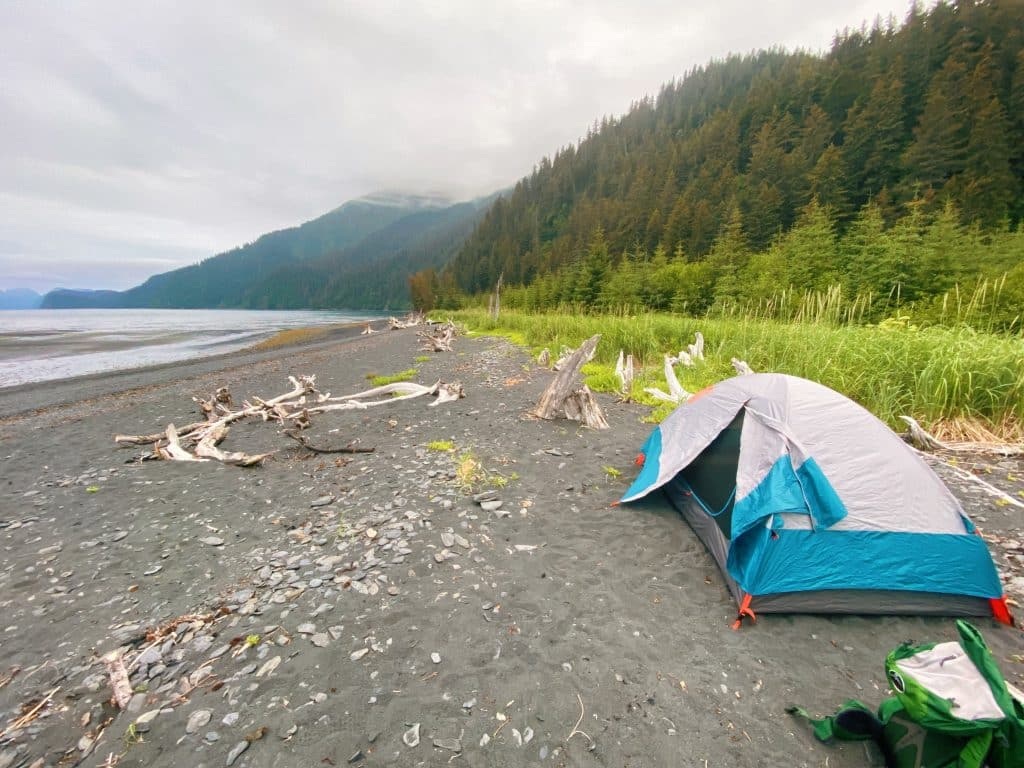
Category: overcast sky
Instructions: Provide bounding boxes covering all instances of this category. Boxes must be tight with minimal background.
[0,1,917,293]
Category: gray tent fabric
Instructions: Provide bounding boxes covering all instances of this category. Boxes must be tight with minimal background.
[622,373,1009,622]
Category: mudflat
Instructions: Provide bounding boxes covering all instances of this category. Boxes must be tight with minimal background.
[0,327,1021,768]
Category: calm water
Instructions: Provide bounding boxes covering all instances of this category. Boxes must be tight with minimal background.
[0,308,384,388]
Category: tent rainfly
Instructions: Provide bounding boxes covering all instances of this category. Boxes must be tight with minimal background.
[620,373,1012,628]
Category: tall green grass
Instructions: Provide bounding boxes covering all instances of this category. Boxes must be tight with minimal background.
[452,308,1024,438]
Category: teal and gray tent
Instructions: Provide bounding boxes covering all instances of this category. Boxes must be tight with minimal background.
[620,373,1012,626]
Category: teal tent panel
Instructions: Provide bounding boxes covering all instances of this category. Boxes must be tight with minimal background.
[622,426,662,501]
[795,457,848,530]
[727,528,1003,598]
[731,454,808,538]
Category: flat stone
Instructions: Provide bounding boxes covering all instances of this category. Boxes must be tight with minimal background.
[226,740,249,766]
[310,496,334,508]
[430,652,441,664]
[256,656,281,677]
[222,712,240,726]
[480,500,503,512]
[433,738,462,752]
[472,490,498,503]
[297,623,316,635]
[440,532,455,548]
[186,709,212,734]
[350,648,370,661]
[143,565,162,576]
[311,633,330,648]
[200,536,225,547]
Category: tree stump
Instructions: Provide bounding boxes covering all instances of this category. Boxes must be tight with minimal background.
[532,334,609,429]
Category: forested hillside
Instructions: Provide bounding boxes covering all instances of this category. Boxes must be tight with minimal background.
[40,194,489,310]
[429,0,1024,326]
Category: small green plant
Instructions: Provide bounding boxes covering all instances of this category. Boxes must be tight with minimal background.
[245,634,260,647]
[86,485,99,493]
[603,465,622,479]
[415,355,431,363]
[370,368,418,387]
[124,722,143,748]
[455,451,487,491]
[427,440,455,452]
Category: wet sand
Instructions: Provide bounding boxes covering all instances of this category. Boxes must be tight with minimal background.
[0,325,1020,768]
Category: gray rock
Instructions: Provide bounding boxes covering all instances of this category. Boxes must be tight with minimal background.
[472,490,498,503]
[205,731,220,743]
[186,709,212,734]
[200,536,225,547]
[297,623,316,635]
[222,712,240,726]
[143,565,162,576]
[310,496,335,508]
[433,738,462,752]
[226,740,249,766]
[311,633,330,648]
[480,500,503,512]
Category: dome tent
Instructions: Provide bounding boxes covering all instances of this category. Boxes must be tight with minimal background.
[620,373,1012,627]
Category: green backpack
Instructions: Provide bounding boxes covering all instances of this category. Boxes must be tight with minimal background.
[789,621,1024,768]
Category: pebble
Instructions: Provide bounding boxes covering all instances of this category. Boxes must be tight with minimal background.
[143,565,162,576]
[186,709,212,734]
[402,723,421,747]
[480,500,503,512]
[472,490,498,503]
[225,740,249,766]
[311,633,330,647]
[348,750,364,763]
[441,532,455,547]
[297,623,316,635]
[462,698,476,710]
[350,648,370,661]
[430,652,441,664]
[310,496,334,507]
[205,731,220,743]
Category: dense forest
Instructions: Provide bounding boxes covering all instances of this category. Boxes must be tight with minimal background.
[419,0,1024,328]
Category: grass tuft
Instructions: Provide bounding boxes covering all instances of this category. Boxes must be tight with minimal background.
[368,368,418,386]
[427,440,455,452]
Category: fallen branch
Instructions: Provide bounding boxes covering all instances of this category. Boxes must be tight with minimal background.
[900,415,947,451]
[0,686,61,740]
[283,430,375,454]
[361,322,376,335]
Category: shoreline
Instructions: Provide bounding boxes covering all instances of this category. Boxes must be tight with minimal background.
[0,320,377,421]
[0,326,1019,768]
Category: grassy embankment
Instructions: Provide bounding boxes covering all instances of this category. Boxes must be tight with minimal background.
[450,308,1024,442]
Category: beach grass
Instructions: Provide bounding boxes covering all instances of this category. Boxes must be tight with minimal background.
[451,308,1024,440]
[368,368,419,386]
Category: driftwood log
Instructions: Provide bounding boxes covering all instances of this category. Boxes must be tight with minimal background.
[418,320,458,352]
[533,334,609,429]
[614,349,635,402]
[115,376,464,467]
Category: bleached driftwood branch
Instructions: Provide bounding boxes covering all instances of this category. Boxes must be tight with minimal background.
[115,375,464,467]
[361,322,377,335]
[731,358,754,375]
[644,355,692,404]
[899,415,947,451]
[388,312,425,330]
[533,334,609,429]
[687,332,704,362]
[419,321,457,352]
[614,349,635,402]
[537,348,551,368]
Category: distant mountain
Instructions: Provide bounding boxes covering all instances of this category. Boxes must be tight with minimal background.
[0,288,42,309]
[40,192,489,310]
[41,289,123,309]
